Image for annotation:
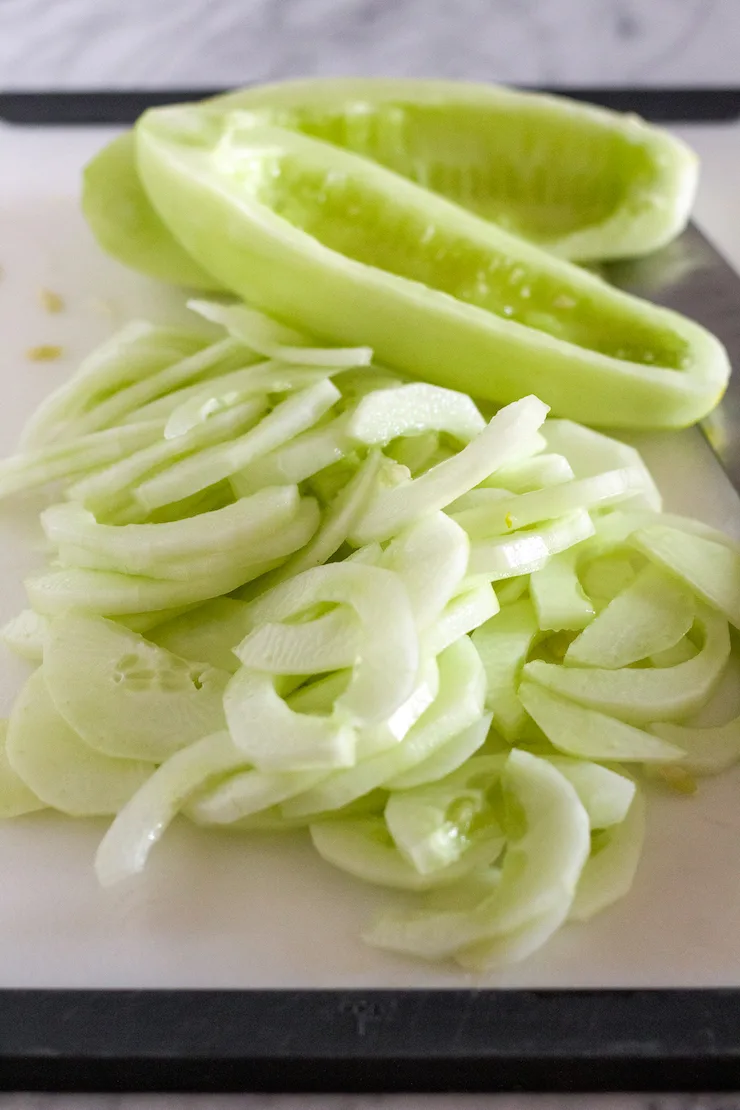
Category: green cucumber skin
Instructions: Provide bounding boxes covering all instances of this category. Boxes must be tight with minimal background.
[136,123,728,431]
[83,79,698,286]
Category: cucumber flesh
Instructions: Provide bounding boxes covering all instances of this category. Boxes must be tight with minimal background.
[136,113,727,429]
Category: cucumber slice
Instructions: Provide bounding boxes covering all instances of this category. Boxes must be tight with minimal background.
[136,112,727,429]
[530,550,595,632]
[0,720,45,817]
[649,715,740,777]
[150,597,250,672]
[1,610,49,661]
[44,615,229,761]
[384,713,493,791]
[425,582,499,658]
[471,599,540,740]
[88,80,698,280]
[569,789,646,923]
[632,525,740,630]
[542,419,661,512]
[6,669,152,816]
[544,757,635,829]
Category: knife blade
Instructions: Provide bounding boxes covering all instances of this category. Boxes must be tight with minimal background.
[604,224,740,490]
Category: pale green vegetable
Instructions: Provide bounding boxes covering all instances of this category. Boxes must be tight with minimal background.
[384,713,493,791]
[187,765,328,825]
[468,510,595,579]
[190,299,373,368]
[579,552,638,607]
[564,564,695,669]
[346,383,485,446]
[541,419,662,511]
[230,416,350,495]
[525,605,729,724]
[95,731,247,886]
[530,550,594,631]
[425,582,499,657]
[380,512,470,630]
[150,597,249,672]
[6,670,151,816]
[135,380,341,510]
[0,721,45,817]
[234,606,362,675]
[351,396,549,544]
[1,610,49,661]
[480,452,574,494]
[544,757,635,828]
[364,750,590,966]
[386,431,441,476]
[518,681,686,762]
[472,599,540,740]
[310,816,503,891]
[44,615,229,761]
[385,755,505,874]
[282,637,486,817]
[632,525,740,630]
[569,789,646,922]
[649,716,740,776]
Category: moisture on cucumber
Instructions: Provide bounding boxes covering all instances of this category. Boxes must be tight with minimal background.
[135,111,727,428]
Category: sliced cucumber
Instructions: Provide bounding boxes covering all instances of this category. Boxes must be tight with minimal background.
[136,112,727,428]
[44,615,229,761]
[0,720,45,818]
[150,597,250,672]
[6,669,152,816]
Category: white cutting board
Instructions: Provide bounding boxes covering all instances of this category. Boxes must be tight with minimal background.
[1,121,740,990]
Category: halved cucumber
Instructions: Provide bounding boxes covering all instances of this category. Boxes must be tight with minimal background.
[136,113,727,428]
[85,79,698,286]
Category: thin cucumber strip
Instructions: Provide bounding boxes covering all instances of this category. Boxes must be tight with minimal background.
[364,751,590,967]
[346,383,485,446]
[380,512,470,631]
[542,419,662,511]
[544,757,635,829]
[518,681,686,762]
[27,502,319,615]
[6,669,151,816]
[190,299,373,367]
[0,721,45,817]
[479,452,574,494]
[68,396,268,515]
[95,730,248,886]
[42,485,301,571]
[230,416,351,495]
[238,563,419,727]
[530,549,595,631]
[385,713,493,791]
[135,380,341,510]
[350,396,549,544]
[569,790,646,922]
[150,597,250,672]
[20,323,204,448]
[44,615,229,761]
[116,605,201,634]
[579,552,639,607]
[235,606,362,674]
[452,467,647,538]
[386,431,440,476]
[471,599,540,740]
[263,449,386,587]
[0,420,164,500]
[281,638,486,818]
[1,610,49,661]
[285,671,351,715]
[468,510,595,580]
[564,563,695,669]
[425,582,499,658]
[385,754,505,874]
[310,816,502,892]
[649,716,740,776]
[187,766,329,825]
[525,604,729,724]
[632,525,740,630]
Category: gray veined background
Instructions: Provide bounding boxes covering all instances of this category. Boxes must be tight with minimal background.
[0,0,738,88]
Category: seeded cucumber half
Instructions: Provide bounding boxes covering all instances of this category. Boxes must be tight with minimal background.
[135,112,728,430]
[83,80,698,285]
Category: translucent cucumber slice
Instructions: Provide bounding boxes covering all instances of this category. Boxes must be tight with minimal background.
[1,610,49,661]
[234,606,362,675]
[0,721,45,817]
[632,526,740,630]
[95,730,248,886]
[471,599,540,740]
[281,637,486,818]
[150,597,250,672]
[649,716,740,776]
[480,452,574,494]
[230,416,351,496]
[425,582,499,658]
[187,765,328,825]
[468,510,595,580]
[380,512,470,630]
[530,550,595,632]
[44,615,229,761]
[310,816,502,892]
[518,682,686,762]
[346,383,485,446]
[569,789,646,922]
[6,670,151,816]
[364,750,590,966]
[136,113,727,429]
[544,757,635,829]
[82,132,221,288]
[90,80,698,281]
[384,713,493,791]
[524,604,729,725]
[564,563,695,669]
[542,419,661,511]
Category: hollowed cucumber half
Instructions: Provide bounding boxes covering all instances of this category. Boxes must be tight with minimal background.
[83,80,698,285]
[135,110,727,429]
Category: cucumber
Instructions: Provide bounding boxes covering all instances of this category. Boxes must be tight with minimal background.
[135,111,727,429]
[150,597,250,672]
[85,80,698,284]
[6,669,152,816]
[43,615,229,761]
[0,721,45,817]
